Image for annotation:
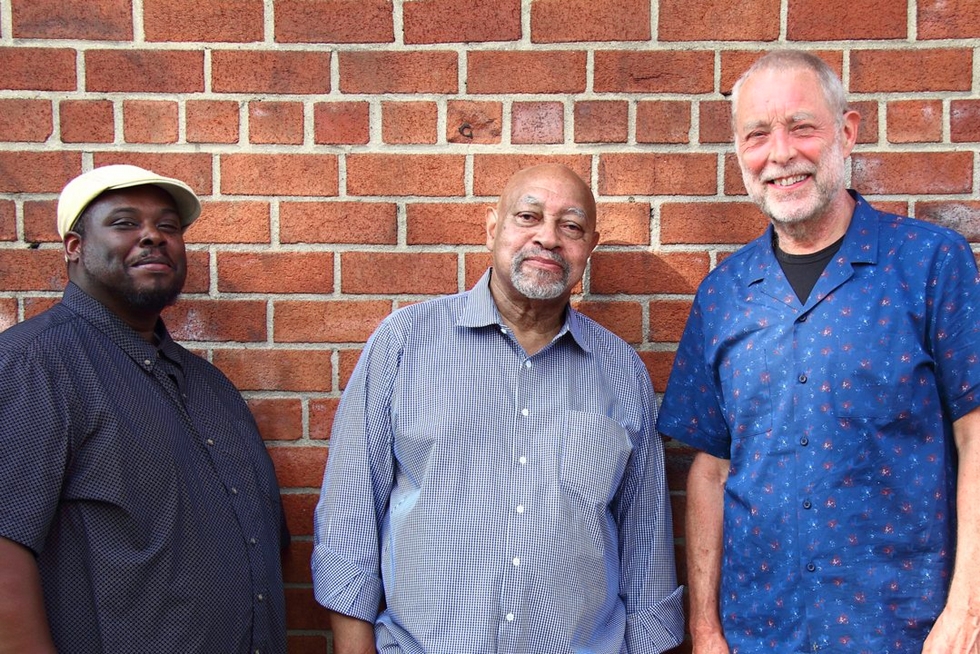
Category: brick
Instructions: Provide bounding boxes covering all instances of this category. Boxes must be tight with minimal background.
[93,152,212,194]
[699,100,732,144]
[0,99,52,142]
[467,51,585,94]
[407,203,486,246]
[143,0,263,42]
[22,200,59,243]
[212,51,330,94]
[86,50,203,93]
[23,297,62,320]
[186,201,270,245]
[886,100,941,144]
[574,101,627,144]
[280,493,320,537]
[280,201,396,245]
[850,100,880,145]
[720,50,842,95]
[0,202,16,242]
[60,100,114,144]
[788,0,905,39]
[951,100,980,143]
[472,155,590,197]
[0,47,76,91]
[339,348,363,389]
[0,250,66,291]
[123,100,178,144]
[918,0,980,38]
[852,152,973,195]
[247,399,303,441]
[339,51,457,94]
[599,153,716,196]
[221,154,338,197]
[404,0,520,44]
[723,152,748,196]
[11,0,132,40]
[274,300,391,343]
[313,102,370,145]
[850,49,972,93]
[347,154,465,197]
[268,446,327,488]
[649,299,694,343]
[596,202,650,246]
[659,0,778,41]
[0,298,17,330]
[249,101,304,145]
[447,100,502,144]
[595,51,713,93]
[573,301,641,344]
[213,349,332,392]
[636,101,691,144]
[639,350,676,393]
[186,100,240,144]
[464,253,493,288]
[511,102,564,144]
[309,398,340,440]
[217,252,334,294]
[591,251,709,294]
[341,252,457,295]
[915,201,980,242]
[661,202,768,245]
[275,0,393,43]
[0,151,80,193]
[183,251,210,294]
[284,586,330,627]
[532,0,649,42]
[163,299,266,342]
[382,101,438,145]
[280,539,313,583]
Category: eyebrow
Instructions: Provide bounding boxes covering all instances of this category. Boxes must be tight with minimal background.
[514,194,588,220]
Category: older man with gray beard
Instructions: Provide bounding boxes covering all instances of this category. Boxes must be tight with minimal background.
[313,164,684,654]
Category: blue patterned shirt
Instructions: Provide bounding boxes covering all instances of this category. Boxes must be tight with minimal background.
[657,192,980,653]
[313,269,684,654]
[0,283,287,654]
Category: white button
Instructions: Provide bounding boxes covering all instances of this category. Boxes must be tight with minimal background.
[521,408,529,416]
[512,557,520,566]
[257,593,264,601]
[500,327,508,334]
[516,505,524,514]
[524,360,531,368]
[518,456,527,465]
[207,438,215,446]
[250,537,257,545]
[231,487,238,495]
[506,613,514,622]
[144,359,152,366]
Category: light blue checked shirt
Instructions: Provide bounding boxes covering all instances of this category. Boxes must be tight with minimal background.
[312,269,684,654]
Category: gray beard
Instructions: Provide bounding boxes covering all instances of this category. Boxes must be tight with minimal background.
[510,249,570,300]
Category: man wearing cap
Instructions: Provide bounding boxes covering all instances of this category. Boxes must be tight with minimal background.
[0,165,287,653]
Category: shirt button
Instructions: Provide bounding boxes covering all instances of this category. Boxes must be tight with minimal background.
[512,557,520,567]
[206,438,215,446]
[803,499,812,509]
[798,374,808,383]
[257,593,264,601]
[525,360,532,369]
[800,437,809,446]
[520,408,529,417]
[518,456,527,465]
[516,505,524,514]
[144,359,152,367]
[250,538,258,545]
[798,314,808,323]
[506,613,515,622]
[806,563,816,572]
[231,487,238,495]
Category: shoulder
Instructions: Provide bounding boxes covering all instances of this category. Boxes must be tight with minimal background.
[570,309,648,374]
[0,303,80,361]
[373,290,469,342]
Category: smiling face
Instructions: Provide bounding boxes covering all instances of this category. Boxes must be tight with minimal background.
[486,164,599,305]
[65,185,187,328]
[733,66,859,229]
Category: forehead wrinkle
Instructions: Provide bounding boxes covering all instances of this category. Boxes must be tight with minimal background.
[511,194,589,221]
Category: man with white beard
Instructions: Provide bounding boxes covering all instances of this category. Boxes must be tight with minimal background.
[313,164,684,654]
[658,50,980,653]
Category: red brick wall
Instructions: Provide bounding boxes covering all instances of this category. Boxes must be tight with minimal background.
[1,1,978,651]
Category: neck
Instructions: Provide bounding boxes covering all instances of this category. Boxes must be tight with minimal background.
[489,280,568,357]
[772,190,855,254]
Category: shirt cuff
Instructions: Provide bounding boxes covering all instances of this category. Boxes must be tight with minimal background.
[625,585,685,654]
[311,543,384,623]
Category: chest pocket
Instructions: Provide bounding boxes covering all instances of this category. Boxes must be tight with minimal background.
[832,330,917,419]
[559,411,632,506]
[719,350,773,438]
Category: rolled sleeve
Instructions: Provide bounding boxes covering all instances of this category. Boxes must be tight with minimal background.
[626,586,686,654]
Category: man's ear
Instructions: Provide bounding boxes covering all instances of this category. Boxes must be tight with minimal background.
[485,206,499,251]
[840,109,861,158]
[63,232,82,264]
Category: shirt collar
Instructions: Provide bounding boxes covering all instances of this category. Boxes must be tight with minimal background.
[458,269,591,353]
[61,282,182,371]
[743,189,880,284]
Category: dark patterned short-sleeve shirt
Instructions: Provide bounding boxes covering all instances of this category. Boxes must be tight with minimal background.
[658,192,980,653]
[0,283,287,654]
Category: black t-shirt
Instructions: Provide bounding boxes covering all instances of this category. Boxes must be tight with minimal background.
[774,234,845,303]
